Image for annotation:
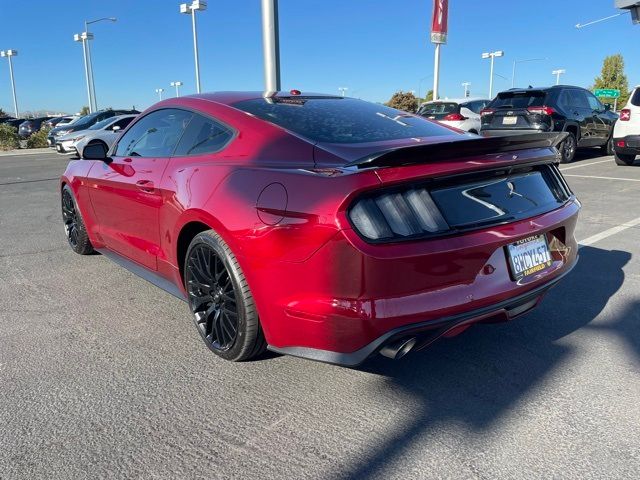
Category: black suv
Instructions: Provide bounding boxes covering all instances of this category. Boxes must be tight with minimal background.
[47,109,139,146]
[480,85,618,163]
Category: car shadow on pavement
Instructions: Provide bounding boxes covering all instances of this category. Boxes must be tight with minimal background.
[335,245,630,479]
[572,148,610,162]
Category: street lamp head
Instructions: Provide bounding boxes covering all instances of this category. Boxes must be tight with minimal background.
[155,88,164,93]
[180,0,207,13]
[108,17,117,22]
[481,52,491,59]
[494,51,504,57]
[170,81,184,87]
[1,49,17,57]
[552,69,566,75]
[191,0,207,11]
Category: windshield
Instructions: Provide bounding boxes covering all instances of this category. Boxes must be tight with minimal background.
[233,97,452,144]
[89,118,115,130]
[490,91,546,109]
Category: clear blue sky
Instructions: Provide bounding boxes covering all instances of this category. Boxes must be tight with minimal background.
[0,0,637,114]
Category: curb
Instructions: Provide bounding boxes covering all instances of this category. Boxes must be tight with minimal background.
[0,148,55,157]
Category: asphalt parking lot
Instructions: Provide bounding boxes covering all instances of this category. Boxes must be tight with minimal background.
[1,150,639,479]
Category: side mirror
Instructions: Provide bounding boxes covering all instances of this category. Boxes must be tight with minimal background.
[82,142,110,162]
[112,125,121,132]
[604,104,612,111]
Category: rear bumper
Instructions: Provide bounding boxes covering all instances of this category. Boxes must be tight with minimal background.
[268,264,574,366]
[254,198,580,364]
[614,135,640,155]
[481,129,544,137]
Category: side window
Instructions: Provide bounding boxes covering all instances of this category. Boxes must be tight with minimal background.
[115,109,193,158]
[631,88,640,107]
[558,90,571,109]
[585,92,603,111]
[174,114,234,156]
[570,90,590,109]
[112,117,134,130]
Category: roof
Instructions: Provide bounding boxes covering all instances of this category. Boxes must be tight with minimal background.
[183,91,341,106]
[421,97,490,104]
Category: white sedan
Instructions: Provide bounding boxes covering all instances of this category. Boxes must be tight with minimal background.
[417,98,491,134]
[55,115,136,156]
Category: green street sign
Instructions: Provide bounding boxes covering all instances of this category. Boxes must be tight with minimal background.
[594,89,620,98]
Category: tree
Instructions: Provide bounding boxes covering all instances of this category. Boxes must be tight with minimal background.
[593,54,630,108]
[79,106,90,116]
[385,91,418,113]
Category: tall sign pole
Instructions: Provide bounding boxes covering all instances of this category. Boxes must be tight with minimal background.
[430,0,448,101]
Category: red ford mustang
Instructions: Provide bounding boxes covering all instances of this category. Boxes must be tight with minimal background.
[60,91,579,366]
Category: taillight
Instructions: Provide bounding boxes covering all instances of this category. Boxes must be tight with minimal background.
[348,189,449,241]
[617,140,626,148]
[619,109,631,121]
[443,113,467,121]
[527,106,555,116]
[480,108,495,117]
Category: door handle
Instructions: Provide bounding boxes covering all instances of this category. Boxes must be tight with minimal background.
[136,179,155,193]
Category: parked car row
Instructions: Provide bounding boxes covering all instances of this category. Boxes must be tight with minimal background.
[0,115,78,138]
[48,108,139,156]
[418,84,637,166]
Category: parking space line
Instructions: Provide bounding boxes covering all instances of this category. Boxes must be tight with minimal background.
[560,159,611,171]
[563,174,640,182]
[579,216,640,247]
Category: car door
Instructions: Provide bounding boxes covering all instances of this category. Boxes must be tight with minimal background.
[585,91,613,144]
[570,89,598,146]
[87,108,194,270]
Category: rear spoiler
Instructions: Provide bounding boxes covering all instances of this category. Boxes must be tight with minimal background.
[345,132,567,169]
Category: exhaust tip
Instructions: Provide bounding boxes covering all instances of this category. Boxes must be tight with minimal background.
[379,337,418,360]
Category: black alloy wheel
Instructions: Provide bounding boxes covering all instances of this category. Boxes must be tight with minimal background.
[186,243,239,351]
[184,230,266,361]
[560,133,577,163]
[61,185,94,255]
[62,189,79,248]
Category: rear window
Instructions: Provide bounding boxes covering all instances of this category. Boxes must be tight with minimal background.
[417,102,458,116]
[233,97,452,144]
[631,88,640,107]
[490,91,546,109]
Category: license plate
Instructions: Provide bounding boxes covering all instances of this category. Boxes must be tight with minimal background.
[502,116,517,125]
[506,235,552,281]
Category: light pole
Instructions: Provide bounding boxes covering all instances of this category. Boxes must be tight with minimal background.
[170,81,184,97]
[511,58,546,88]
[84,17,117,112]
[180,1,207,94]
[338,87,348,97]
[481,50,504,98]
[552,69,566,85]
[462,82,471,98]
[261,0,281,92]
[155,88,164,101]
[0,50,19,118]
[73,32,94,113]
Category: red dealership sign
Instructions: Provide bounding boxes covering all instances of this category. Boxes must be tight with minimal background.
[430,0,448,44]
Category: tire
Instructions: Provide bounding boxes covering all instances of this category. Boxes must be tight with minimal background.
[614,152,636,166]
[184,230,266,361]
[601,136,614,156]
[61,185,94,255]
[82,140,107,159]
[559,132,577,164]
